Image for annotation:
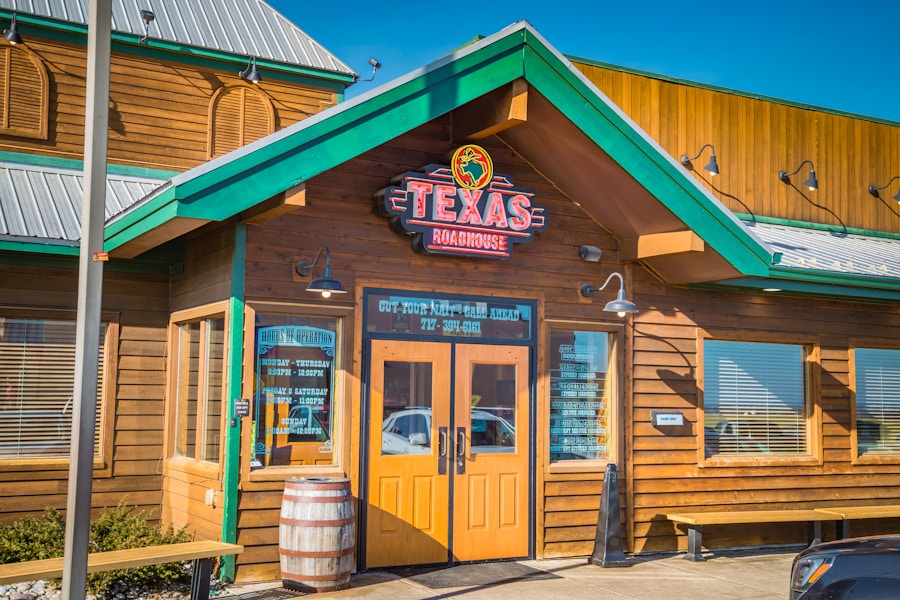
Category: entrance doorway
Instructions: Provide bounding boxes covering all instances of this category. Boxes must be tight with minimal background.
[365,340,531,568]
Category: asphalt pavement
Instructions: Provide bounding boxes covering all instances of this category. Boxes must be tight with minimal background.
[219,548,797,600]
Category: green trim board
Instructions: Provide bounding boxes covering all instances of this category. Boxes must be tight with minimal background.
[0,151,179,180]
[705,277,900,304]
[103,22,777,280]
[0,10,354,90]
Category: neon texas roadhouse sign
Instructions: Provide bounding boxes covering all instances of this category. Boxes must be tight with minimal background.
[378,145,547,259]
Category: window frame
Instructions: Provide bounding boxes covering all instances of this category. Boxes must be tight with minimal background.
[243,301,352,484]
[697,330,822,468]
[0,45,49,139]
[165,302,229,480]
[543,319,624,475]
[850,340,900,465]
[0,306,116,475]
[207,82,275,160]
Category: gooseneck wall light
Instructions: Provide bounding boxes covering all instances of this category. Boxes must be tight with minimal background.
[868,176,900,203]
[679,143,719,176]
[4,13,22,45]
[580,272,638,317]
[779,159,818,191]
[239,56,262,84]
[295,246,346,298]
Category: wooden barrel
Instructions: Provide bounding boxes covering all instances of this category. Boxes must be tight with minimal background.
[279,477,356,593]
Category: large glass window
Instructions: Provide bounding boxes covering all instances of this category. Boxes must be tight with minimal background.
[0,317,105,459]
[252,314,338,467]
[172,315,225,464]
[854,348,900,455]
[549,330,612,462]
[703,340,807,457]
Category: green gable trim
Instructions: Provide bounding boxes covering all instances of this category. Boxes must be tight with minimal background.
[103,23,774,280]
[0,151,178,179]
[570,55,900,128]
[0,10,353,89]
[0,249,181,274]
[518,31,772,276]
[0,239,79,255]
[737,213,900,241]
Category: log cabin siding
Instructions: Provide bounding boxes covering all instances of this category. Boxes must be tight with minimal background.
[0,263,169,525]
[3,37,337,171]
[572,61,900,234]
[628,274,900,553]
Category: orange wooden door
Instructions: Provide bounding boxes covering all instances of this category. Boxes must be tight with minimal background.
[366,340,451,567]
[452,344,530,561]
[365,341,530,567]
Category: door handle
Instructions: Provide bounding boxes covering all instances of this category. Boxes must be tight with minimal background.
[437,426,448,475]
[456,427,466,474]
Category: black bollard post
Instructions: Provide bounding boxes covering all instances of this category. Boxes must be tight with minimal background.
[589,463,629,567]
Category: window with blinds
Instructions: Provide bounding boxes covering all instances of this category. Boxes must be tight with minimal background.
[854,348,900,455]
[172,316,225,464]
[0,318,105,459]
[703,340,806,456]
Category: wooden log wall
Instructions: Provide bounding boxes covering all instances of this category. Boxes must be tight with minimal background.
[3,36,337,172]
[0,262,169,526]
[572,61,900,234]
[628,274,900,553]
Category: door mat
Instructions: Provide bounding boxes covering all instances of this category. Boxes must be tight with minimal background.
[387,562,561,589]
[223,588,305,599]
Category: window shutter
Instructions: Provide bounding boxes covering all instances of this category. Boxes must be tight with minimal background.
[855,348,900,455]
[0,46,48,139]
[704,340,805,455]
[209,85,274,159]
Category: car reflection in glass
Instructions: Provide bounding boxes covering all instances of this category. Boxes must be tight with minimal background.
[382,408,515,455]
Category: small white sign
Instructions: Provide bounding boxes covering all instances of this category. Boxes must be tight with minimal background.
[652,412,684,427]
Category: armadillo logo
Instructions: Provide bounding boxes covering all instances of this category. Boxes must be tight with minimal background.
[375,146,547,259]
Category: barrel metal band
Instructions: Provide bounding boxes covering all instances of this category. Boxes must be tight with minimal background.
[280,516,354,527]
[280,546,355,558]
[283,494,351,503]
[285,482,350,491]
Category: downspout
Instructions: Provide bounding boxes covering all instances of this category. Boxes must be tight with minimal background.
[220,221,246,582]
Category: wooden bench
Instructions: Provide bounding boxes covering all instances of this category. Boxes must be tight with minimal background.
[666,510,842,562]
[0,540,243,600]
[816,505,900,539]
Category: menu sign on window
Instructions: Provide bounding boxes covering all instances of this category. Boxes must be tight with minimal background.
[549,330,609,462]
[253,325,335,466]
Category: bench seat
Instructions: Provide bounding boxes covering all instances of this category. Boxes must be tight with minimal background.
[666,510,842,561]
[0,540,243,600]
[816,505,900,538]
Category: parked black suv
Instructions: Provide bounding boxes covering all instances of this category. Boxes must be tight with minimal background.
[790,534,900,599]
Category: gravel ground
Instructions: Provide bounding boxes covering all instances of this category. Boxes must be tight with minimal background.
[0,577,232,600]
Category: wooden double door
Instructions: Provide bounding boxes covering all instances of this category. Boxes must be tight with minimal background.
[365,340,531,568]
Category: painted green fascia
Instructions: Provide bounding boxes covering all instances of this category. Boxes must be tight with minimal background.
[767,265,900,291]
[518,31,773,276]
[569,55,900,128]
[0,150,179,179]
[0,10,353,90]
[737,213,900,241]
[709,277,900,304]
[0,239,79,255]
[103,187,180,250]
[0,249,181,274]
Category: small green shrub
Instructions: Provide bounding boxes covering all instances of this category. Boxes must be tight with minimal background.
[0,500,193,596]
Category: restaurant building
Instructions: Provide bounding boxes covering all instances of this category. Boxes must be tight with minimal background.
[3,9,900,582]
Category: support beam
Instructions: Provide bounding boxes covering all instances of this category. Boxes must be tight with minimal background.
[619,230,704,261]
[452,79,528,140]
[241,183,306,224]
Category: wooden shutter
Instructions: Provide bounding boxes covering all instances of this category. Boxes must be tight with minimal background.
[0,46,48,139]
[208,85,274,159]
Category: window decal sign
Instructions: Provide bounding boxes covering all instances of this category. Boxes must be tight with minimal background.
[375,145,547,259]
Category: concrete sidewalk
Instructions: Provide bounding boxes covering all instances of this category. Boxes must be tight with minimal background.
[219,549,797,600]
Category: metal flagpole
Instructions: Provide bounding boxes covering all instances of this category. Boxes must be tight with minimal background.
[62,0,112,597]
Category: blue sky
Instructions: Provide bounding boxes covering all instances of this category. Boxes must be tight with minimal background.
[268,0,900,123]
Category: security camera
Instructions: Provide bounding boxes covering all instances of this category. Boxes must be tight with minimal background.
[579,245,602,262]
[368,57,382,69]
